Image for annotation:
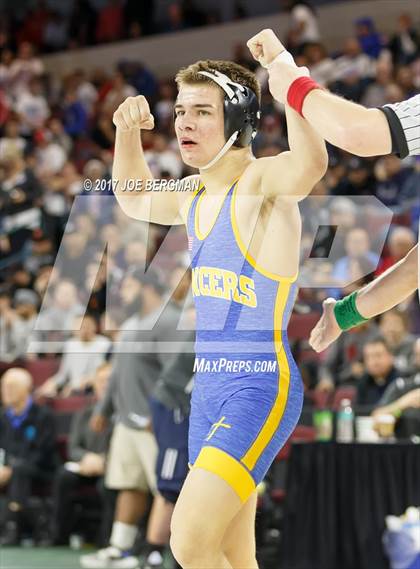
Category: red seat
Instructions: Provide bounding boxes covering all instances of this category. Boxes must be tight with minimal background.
[288,313,320,340]
[25,358,61,388]
[332,386,356,410]
[271,488,286,503]
[291,424,317,442]
[306,389,332,409]
[50,395,91,414]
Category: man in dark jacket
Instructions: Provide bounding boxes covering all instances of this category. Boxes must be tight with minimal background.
[0,367,57,544]
[50,362,114,545]
[356,337,401,409]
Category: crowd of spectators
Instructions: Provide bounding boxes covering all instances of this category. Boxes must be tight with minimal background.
[0,2,419,554]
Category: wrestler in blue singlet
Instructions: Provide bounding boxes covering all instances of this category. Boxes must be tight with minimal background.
[187,178,304,503]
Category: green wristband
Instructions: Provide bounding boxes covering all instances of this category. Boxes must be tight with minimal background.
[333,291,369,331]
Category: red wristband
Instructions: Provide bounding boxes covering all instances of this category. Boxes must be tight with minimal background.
[287,77,321,117]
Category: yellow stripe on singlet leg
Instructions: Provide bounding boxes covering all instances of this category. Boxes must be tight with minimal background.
[241,280,292,471]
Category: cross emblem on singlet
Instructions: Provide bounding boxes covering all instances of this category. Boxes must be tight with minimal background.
[206,416,231,441]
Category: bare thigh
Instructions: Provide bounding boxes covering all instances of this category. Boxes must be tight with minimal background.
[170,467,243,548]
[222,491,258,568]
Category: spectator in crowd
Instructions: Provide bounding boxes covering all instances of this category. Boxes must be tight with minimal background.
[372,338,420,438]
[302,42,335,86]
[123,240,147,273]
[0,153,43,255]
[55,225,93,287]
[330,156,375,197]
[356,337,401,408]
[23,229,55,278]
[329,227,378,298]
[68,0,97,49]
[33,127,67,177]
[83,260,108,318]
[91,110,115,151]
[0,289,39,363]
[0,117,26,161]
[8,42,44,98]
[331,37,375,101]
[144,134,183,179]
[374,154,414,209]
[309,196,357,260]
[285,0,320,54]
[50,362,114,546]
[96,0,124,44]
[14,77,49,134]
[16,1,50,49]
[73,69,99,118]
[388,13,419,65]
[103,71,137,116]
[62,88,88,139]
[31,279,85,351]
[0,368,57,545]
[124,0,155,37]
[0,288,15,363]
[42,10,68,53]
[36,313,111,398]
[333,36,376,81]
[354,17,384,59]
[81,269,181,569]
[379,309,416,375]
[42,118,73,161]
[316,320,378,393]
[0,48,15,93]
[375,226,416,276]
[361,59,394,108]
[144,325,195,569]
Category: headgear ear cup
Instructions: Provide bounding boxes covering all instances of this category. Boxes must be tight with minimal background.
[197,70,261,169]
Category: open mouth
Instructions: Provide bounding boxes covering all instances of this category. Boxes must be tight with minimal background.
[180,138,198,148]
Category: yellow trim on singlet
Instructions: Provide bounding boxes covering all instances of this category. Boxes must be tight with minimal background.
[241,281,292,470]
[185,181,204,222]
[194,178,239,241]
[230,181,298,283]
[193,446,256,503]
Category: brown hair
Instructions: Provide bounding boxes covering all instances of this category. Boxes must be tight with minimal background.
[175,59,261,102]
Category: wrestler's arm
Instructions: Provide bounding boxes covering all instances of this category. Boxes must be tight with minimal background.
[259,103,328,201]
[309,245,418,353]
[267,60,394,157]
[355,244,418,318]
[246,29,328,199]
[112,95,194,225]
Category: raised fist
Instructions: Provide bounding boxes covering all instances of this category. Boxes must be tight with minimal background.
[247,29,285,68]
[113,95,155,131]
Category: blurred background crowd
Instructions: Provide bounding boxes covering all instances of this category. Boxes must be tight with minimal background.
[0,0,419,562]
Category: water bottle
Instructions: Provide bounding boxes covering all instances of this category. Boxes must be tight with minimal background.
[336,398,354,442]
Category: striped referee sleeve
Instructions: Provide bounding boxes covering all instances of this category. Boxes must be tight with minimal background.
[379,94,420,159]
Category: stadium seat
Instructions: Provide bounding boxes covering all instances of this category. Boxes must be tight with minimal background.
[306,388,332,409]
[50,395,91,414]
[288,313,321,340]
[25,358,61,389]
[332,386,357,410]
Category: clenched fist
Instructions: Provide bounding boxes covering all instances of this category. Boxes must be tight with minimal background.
[247,29,285,68]
[113,95,155,131]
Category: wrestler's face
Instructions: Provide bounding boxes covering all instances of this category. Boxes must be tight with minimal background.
[175,83,225,168]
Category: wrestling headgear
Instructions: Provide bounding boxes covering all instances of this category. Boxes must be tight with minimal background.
[197,69,260,170]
